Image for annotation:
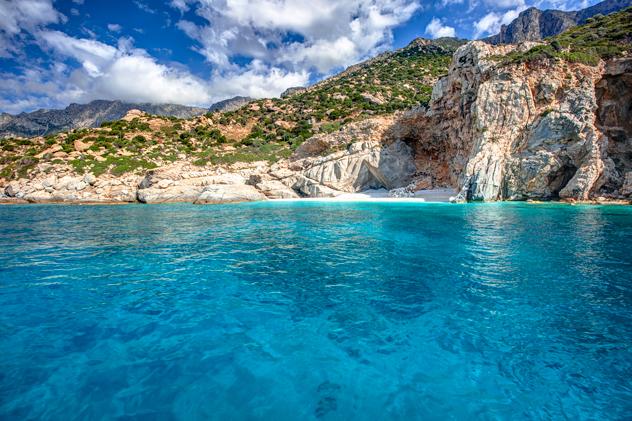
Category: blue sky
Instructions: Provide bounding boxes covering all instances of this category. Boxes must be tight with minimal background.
[0,0,597,113]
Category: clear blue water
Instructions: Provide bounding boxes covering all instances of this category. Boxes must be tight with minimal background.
[1,202,631,420]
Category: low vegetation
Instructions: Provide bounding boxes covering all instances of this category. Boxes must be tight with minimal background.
[0,39,461,180]
[1,8,630,181]
[496,7,631,66]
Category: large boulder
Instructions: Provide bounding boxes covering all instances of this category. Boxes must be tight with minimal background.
[255,179,300,199]
[4,185,16,197]
[195,184,267,204]
[137,185,205,203]
[300,140,415,192]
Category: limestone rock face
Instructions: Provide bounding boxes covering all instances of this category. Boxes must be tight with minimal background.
[289,175,342,198]
[621,172,632,197]
[299,140,415,193]
[405,41,632,201]
[137,185,204,204]
[286,117,417,196]
[195,184,267,204]
[483,0,632,45]
[254,178,300,199]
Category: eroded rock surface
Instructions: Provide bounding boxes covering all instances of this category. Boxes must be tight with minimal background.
[1,41,630,204]
[401,41,632,201]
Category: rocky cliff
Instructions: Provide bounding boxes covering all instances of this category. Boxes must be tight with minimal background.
[399,41,631,201]
[484,0,631,44]
[0,115,418,203]
[0,12,630,205]
[208,96,253,112]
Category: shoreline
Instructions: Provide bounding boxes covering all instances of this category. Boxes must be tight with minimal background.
[1,197,630,207]
[1,184,630,206]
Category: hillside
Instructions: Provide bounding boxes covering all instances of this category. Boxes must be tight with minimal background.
[0,100,208,139]
[494,6,632,65]
[0,38,463,181]
[0,8,630,204]
[484,0,631,44]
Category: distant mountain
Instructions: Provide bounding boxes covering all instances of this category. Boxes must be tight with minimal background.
[208,96,253,112]
[280,87,307,98]
[0,100,207,138]
[484,0,632,44]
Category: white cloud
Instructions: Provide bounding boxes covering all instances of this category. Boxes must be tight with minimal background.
[40,30,117,66]
[173,0,421,74]
[0,0,64,34]
[36,31,213,106]
[0,64,84,114]
[0,0,65,56]
[483,0,525,8]
[208,61,310,100]
[473,6,525,37]
[30,29,309,107]
[424,17,456,38]
[170,0,192,12]
[440,0,464,6]
[281,37,358,73]
[2,0,426,112]
[133,0,156,14]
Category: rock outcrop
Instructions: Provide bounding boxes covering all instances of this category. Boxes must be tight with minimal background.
[275,117,417,196]
[483,0,632,45]
[401,41,632,201]
[1,31,630,205]
[280,87,307,98]
[208,96,253,112]
[0,116,418,204]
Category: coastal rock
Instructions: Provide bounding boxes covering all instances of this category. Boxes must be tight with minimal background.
[4,185,16,197]
[106,186,136,202]
[138,171,154,189]
[300,140,415,192]
[290,175,342,197]
[255,179,300,199]
[195,184,267,204]
[83,173,97,186]
[293,116,396,160]
[621,172,632,197]
[402,41,631,201]
[137,185,204,204]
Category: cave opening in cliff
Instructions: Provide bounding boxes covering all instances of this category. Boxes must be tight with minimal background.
[548,163,578,198]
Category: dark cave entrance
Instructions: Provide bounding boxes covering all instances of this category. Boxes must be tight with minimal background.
[548,163,578,198]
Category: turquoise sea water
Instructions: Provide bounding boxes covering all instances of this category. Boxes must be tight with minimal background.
[1,202,631,420]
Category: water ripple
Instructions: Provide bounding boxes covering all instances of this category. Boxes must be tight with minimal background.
[0,202,631,419]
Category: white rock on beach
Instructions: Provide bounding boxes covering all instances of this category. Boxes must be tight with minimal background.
[195,184,267,204]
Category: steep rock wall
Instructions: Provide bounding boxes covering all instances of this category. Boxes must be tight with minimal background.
[402,41,631,201]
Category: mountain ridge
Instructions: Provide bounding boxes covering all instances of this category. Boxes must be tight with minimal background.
[484,0,632,44]
[0,100,208,139]
[0,9,630,204]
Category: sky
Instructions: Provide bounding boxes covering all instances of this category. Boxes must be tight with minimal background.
[0,0,598,114]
